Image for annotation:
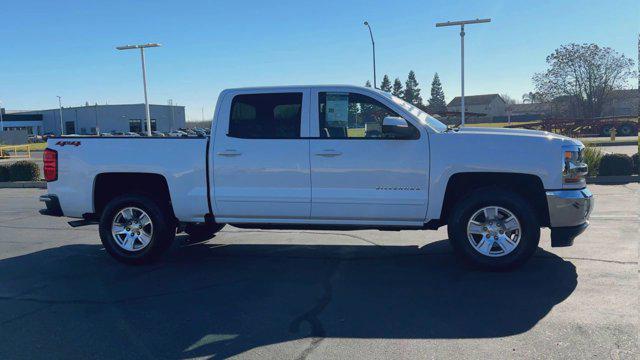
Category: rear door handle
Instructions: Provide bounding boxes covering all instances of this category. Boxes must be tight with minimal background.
[315,149,342,157]
[217,149,242,157]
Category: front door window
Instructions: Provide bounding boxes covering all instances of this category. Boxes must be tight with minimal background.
[318,92,418,139]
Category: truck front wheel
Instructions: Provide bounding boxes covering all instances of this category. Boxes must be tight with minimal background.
[447,188,540,270]
[99,194,175,265]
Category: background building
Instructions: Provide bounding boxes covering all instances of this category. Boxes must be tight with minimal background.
[600,89,639,117]
[446,94,507,122]
[1,103,185,135]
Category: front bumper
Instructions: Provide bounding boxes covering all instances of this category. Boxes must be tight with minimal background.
[39,194,63,217]
[546,188,593,247]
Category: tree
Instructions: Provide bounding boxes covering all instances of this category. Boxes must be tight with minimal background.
[392,78,404,98]
[500,94,518,105]
[532,43,636,118]
[364,80,372,88]
[427,73,446,113]
[521,91,547,103]
[380,75,392,92]
[403,70,423,107]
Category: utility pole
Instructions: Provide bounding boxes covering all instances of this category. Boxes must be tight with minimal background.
[436,18,491,126]
[363,21,377,89]
[57,96,64,135]
[116,43,161,136]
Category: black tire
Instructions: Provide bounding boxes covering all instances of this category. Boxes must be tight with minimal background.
[184,223,225,243]
[99,194,176,265]
[447,187,540,270]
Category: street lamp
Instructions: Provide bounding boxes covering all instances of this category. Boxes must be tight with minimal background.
[56,96,64,135]
[363,21,377,89]
[0,100,4,133]
[436,18,491,126]
[116,43,161,136]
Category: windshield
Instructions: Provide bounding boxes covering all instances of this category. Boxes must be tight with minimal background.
[385,94,448,132]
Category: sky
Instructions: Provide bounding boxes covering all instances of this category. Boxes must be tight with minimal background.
[0,0,638,121]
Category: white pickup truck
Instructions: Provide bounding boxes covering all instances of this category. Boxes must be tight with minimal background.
[40,85,593,270]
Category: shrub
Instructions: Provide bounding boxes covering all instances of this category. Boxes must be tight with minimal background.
[582,146,604,176]
[632,153,639,174]
[598,153,634,176]
[0,164,9,182]
[8,161,40,181]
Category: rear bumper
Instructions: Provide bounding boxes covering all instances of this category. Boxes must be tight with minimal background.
[546,188,593,247]
[39,194,63,217]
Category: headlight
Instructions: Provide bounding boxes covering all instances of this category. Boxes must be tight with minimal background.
[563,148,588,184]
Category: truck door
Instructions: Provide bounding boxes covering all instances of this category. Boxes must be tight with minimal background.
[211,88,311,221]
[309,88,429,224]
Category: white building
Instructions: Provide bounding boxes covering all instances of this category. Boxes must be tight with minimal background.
[447,94,507,122]
[1,103,186,135]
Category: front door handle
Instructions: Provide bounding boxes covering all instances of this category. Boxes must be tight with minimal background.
[217,149,242,157]
[315,149,342,157]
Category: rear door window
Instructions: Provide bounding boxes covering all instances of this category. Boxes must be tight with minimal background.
[229,93,302,138]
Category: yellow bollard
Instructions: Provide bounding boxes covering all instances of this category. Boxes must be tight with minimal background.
[610,127,616,141]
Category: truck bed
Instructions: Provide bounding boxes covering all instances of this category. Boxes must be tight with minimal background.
[46,137,211,222]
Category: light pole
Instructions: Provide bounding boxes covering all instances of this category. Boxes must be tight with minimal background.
[57,96,64,135]
[116,43,161,136]
[168,99,175,130]
[0,100,4,133]
[363,21,377,89]
[436,18,491,126]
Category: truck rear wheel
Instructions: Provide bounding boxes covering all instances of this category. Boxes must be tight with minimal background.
[447,188,540,270]
[184,223,225,243]
[99,194,175,265]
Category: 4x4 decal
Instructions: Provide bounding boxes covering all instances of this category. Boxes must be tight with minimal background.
[55,141,81,147]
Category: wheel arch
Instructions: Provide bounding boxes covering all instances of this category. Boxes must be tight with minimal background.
[93,172,175,220]
[439,172,549,227]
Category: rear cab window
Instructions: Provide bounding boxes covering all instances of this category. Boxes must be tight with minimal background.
[228,93,303,139]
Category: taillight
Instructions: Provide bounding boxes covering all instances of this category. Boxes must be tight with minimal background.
[43,148,58,182]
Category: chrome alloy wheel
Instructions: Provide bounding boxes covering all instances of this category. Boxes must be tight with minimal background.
[111,207,153,252]
[466,206,521,257]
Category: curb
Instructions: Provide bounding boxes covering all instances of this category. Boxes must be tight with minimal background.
[0,181,46,189]
[585,141,638,147]
[586,175,639,184]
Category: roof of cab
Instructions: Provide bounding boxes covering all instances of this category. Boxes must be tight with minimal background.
[221,84,383,93]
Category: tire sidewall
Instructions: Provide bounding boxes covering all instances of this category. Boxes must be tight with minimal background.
[448,189,540,270]
[99,194,174,265]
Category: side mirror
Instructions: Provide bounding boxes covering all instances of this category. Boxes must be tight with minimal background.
[382,116,416,139]
[383,116,408,128]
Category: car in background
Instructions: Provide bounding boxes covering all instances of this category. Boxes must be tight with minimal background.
[27,135,44,143]
[167,130,188,137]
[151,131,165,137]
[192,128,208,137]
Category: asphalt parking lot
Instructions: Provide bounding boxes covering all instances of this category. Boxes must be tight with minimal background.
[0,185,637,359]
